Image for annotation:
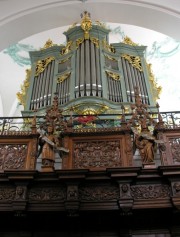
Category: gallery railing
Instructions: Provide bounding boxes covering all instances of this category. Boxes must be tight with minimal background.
[0,111,180,132]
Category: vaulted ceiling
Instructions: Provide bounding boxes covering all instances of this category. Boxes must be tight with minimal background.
[0,0,180,116]
[1,0,180,51]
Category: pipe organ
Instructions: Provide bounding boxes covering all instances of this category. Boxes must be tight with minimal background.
[19,12,160,116]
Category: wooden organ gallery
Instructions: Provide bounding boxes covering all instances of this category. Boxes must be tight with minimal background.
[0,12,180,237]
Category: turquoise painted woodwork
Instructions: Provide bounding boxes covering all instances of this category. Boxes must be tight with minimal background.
[21,19,159,117]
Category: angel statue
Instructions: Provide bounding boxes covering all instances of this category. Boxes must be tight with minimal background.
[135,131,155,164]
[38,124,69,169]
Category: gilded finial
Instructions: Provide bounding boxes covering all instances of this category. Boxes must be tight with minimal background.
[80,11,92,40]
[41,39,56,50]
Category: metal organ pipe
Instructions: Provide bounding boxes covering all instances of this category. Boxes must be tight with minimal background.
[95,46,102,97]
[80,42,85,96]
[90,41,96,96]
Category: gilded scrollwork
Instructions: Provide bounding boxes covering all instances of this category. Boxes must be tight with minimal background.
[95,20,107,29]
[35,57,55,76]
[59,56,71,64]
[147,63,162,101]
[61,41,73,55]
[105,54,117,62]
[105,70,120,81]
[121,54,142,71]
[40,39,56,50]
[71,104,109,115]
[90,37,99,48]
[102,39,115,53]
[57,72,71,83]
[122,36,139,46]
[76,37,99,50]
[76,38,84,49]
[16,68,31,106]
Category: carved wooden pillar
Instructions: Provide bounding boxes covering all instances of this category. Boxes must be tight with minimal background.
[62,135,72,169]
[171,180,180,210]
[118,182,133,214]
[156,129,180,165]
[156,130,169,165]
[65,183,80,216]
[124,132,133,166]
[12,184,28,212]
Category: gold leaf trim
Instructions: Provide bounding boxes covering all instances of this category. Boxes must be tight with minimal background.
[106,70,120,80]
[35,56,55,76]
[81,11,92,40]
[90,37,99,48]
[72,104,109,115]
[105,54,117,62]
[59,56,71,64]
[57,72,71,83]
[76,38,84,49]
[61,41,73,55]
[40,39,57,50]
[122,36,139,46]
[102,39,115,53]
[147,63,162,101]
[122,54,142,71]
[95,21,107,29]
[16,69,31,106]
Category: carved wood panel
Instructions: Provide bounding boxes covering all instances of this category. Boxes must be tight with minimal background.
[158,131,180,165]
[64,134,132,169]
[0,136,38,170]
